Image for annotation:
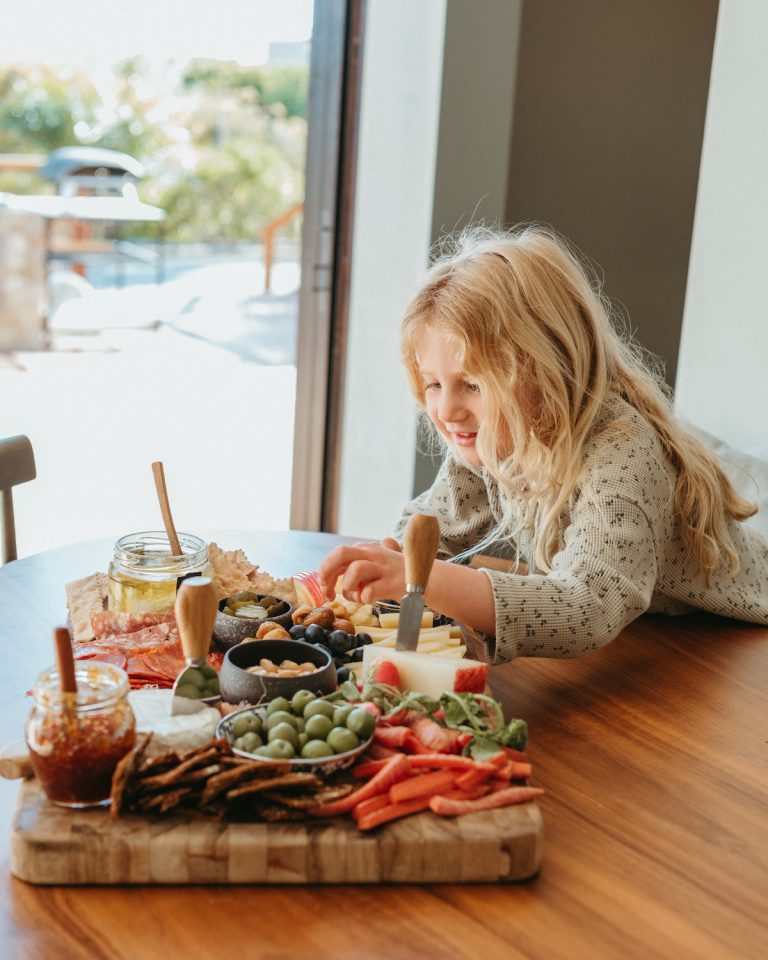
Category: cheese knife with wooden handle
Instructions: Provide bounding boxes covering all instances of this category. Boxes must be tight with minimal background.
[395,514,441,652]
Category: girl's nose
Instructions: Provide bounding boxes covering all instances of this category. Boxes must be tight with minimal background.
[438,388,467,424]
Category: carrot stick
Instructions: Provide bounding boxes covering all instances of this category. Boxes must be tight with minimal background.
[407,754,497,773]
[352,794,390,821]
[454,766,493,792]
[439,785,490,802]
[429,785,545,817]
[311,753,410,817]
[388,770,459,804]
[356,794,433,831]
[351,759,390,778]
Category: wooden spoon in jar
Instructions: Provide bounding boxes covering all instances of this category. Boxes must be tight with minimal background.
[151,461,182,556]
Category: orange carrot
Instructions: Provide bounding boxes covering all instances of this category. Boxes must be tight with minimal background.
[408,754,497,773]
[356,794,433,831]
[438,785,490,802]
[454,766,493,792]
[351,759,390,778]
[352,794,390,821]
[311,753,410,817]
[388,769,459,804]
[429,785,545,817]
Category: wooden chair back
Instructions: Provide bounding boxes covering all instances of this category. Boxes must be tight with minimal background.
[0,435,36,564]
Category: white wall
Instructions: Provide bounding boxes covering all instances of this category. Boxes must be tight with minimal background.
[336,0,446,538]
[676,0,768,453]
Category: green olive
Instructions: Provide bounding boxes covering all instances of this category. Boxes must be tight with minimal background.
[298,732,308,749]
[333,705,354,727]
[301,739,334,759]
[238,731,263,753]
[231,712,263,738]
[181,668,206,690]
[303,699,335,720]
[176,683,201,699]
[304,714,333,740]
[327,727,360,754]
[264,738,296,759]
[345,707,376,740]
[291,689,317,714]
[266,696,292,716]
[265,710,298,731]
[267,722,300,748]
[200,663,218,680]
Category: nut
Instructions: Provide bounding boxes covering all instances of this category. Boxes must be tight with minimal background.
[332,618,355,635]
[302,606,335,629]
[291,604,313,625]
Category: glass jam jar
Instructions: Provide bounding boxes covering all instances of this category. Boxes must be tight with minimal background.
[107,531,213,613]
[26,661,136,808]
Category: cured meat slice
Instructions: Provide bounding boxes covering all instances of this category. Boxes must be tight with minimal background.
[91,611,176,640]
[134,651,183,682]
[73,650,128,670]
[84,623,180,655]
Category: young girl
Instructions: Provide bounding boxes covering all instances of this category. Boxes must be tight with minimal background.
[317,225,768,662]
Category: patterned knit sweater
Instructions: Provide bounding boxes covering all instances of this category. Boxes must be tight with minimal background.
[395,397,768,663]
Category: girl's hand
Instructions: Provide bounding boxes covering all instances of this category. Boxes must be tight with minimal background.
[318,539,406,604]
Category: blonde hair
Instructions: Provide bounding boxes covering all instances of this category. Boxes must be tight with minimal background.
[401,224,756,579]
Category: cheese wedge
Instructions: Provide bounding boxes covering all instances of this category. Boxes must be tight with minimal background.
[362,646,488,698]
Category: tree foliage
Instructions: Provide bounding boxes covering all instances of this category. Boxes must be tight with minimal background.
[0,58,307,242]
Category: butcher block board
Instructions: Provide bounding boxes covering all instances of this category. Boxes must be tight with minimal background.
[10,778,543,885]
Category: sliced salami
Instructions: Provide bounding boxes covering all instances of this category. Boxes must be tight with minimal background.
[72,650,128,670]
[84,623,180,655]
[90,611,176,640]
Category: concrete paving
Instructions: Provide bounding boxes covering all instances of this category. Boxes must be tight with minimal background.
[1,257,298,559]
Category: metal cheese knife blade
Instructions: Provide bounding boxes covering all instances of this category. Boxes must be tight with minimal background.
[395,514,441,651]
[171,576,220,715]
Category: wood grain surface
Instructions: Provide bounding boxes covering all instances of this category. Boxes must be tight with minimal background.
[10,779,542,885]
[1,533,767,960]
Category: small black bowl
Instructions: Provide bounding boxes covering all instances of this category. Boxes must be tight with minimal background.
[219,639,337,705]
[213,593,294,651]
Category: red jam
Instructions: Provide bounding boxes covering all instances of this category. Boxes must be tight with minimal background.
[26,661,136,808]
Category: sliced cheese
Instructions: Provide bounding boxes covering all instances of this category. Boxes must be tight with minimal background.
[378,610,434,630]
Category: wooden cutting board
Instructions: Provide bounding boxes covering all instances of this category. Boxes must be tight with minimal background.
[10,778,543,885]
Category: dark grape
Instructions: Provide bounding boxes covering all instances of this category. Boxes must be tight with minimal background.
[351,648,365,662]
[304,623,327,643]
[336,666,351,683]
[289,624,306,640]
[355,632,373,647]
[328,630,353,656]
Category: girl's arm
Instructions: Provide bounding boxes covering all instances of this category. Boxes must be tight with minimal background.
[317,541,498,636]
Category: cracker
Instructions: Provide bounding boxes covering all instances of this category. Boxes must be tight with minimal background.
[207,542,297,604]
[65,572,108,643]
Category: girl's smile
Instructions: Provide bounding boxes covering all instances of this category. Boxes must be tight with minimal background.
[416,331,485,466]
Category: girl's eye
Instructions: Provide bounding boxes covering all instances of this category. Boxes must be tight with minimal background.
[465,381,480,392]
[424,381,440,392]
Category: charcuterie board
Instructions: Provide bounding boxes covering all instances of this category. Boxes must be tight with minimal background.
[10,777,543,885]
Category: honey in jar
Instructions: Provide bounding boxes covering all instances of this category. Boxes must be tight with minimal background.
[108,531,212,613]
[26,661,136,808]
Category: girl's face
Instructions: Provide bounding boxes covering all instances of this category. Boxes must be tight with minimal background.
[416,330,485,466]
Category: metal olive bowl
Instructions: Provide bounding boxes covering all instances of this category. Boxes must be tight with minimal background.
[218,638,337,705]
[213,593,294,652]
[216,703,375,778]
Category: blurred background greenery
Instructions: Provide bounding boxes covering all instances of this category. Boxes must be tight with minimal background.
[0,57,307,243]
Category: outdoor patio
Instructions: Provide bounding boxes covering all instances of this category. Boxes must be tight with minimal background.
[1,250,299,559]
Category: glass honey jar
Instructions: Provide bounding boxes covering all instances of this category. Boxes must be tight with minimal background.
[107,531,213,614]
[26,661,136,808]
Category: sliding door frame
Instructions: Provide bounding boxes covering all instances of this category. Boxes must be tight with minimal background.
[290,0,365,532]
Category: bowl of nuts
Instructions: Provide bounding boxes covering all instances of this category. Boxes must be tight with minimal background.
[219,639,337,705]
[213,592,294,651]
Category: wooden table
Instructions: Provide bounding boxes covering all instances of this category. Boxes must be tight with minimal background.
[0,532,766,959]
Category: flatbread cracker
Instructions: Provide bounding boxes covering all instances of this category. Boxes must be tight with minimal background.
[65,572,108,643]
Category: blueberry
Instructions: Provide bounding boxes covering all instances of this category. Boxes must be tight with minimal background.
[336,666,351,683]
[289,624,306,640]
